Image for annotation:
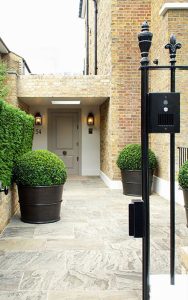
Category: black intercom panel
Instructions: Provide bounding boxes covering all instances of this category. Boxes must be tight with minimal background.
[148,92,180,133]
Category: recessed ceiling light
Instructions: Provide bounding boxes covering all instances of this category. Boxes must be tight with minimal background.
[51,100,80,105]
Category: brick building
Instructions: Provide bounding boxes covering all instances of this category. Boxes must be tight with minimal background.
[79,0,188,200]
[1,1,188,230]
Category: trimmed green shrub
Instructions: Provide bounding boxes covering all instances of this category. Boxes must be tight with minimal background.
[14,150,67,186]
[116,144,157,170]
[178,160,188,189]
[0,99,34,186]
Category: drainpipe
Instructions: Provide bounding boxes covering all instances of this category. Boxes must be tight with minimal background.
[23,59,31,74]
[86,0,89,75]
[93,0,98,75]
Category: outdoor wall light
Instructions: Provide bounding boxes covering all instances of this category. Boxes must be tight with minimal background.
[34,112,42,126]
[87,113,94,126]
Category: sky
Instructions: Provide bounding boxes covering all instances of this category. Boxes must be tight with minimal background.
[0,0,85,74]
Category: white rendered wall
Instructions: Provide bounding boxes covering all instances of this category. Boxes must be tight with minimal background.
[30,105,100,176]
[30,106,48,150]
[81,106,100,176]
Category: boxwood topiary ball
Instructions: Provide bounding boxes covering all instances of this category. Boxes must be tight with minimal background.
[116,144,157,170]
[14,150,67,186]
[178,160,188,189]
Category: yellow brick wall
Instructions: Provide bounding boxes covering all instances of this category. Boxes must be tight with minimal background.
[100,0,151,180]
[150,0,170,180]
[88,0,111,75]
[2,52,24,75]
[150,1,188,180]
[5,74,18,106]
[0,185,18,232]
[100,99,112,176]
[97,0,111,75]
[100,0,188,181]
[18,75,110,98]
[88,0,94,75]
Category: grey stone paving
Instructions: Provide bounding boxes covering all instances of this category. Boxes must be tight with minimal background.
[0,176,187,300]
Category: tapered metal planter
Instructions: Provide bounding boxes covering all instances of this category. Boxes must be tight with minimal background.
[18,185,63,224]
[182,189,188,227]
[121,169,153,196]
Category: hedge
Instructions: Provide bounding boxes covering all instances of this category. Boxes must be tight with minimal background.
[0,99,34,187]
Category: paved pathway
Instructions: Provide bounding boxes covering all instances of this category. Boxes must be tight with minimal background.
[0,176,187,300]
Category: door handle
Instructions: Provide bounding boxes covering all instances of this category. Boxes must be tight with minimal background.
[63,151,67,155]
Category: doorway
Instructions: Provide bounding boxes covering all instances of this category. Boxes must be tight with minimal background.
[48,110,80,175]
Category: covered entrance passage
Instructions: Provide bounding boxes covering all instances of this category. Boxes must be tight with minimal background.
[18,74,110,178]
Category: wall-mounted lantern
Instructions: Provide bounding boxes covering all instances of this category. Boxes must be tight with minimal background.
[35,112,42,126]
[87,113,94,126]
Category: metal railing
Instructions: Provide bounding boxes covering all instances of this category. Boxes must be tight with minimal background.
[177,147,188,168]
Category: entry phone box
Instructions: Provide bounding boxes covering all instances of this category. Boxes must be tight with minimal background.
[148,92,180,133]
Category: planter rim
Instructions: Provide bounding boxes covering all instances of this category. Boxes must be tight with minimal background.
[17,184,64,188]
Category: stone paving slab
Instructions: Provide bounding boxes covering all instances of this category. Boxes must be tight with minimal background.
[0,176,187,299]
[47,290,141,300]
[0,292,47,300]
[0,271,23,291]
[0,239,46,251]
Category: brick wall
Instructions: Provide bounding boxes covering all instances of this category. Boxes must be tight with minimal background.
[0,185,18,232]
[88,0,111,75]
[150,0,170,180]
[5,74,18,106]
[100,99,112,176]
[18,75,110,98]
[88,0,95,75]
[100,0,151,180]
[150,1,188,180]
[2,52,24,75]
[97,0,111,75]
[100,0,188,181]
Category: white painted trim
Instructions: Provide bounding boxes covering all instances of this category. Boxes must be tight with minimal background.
[100,171,122,189]
[82,169,100,176]
[159,3,188,16]
[153,175,184,206]
[100,171,185,205]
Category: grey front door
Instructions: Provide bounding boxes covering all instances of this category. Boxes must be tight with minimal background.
[48,111,79,175]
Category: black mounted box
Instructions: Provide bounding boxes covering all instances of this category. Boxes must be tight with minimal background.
[129,200,144,238]
[148,92,180,133]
